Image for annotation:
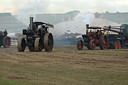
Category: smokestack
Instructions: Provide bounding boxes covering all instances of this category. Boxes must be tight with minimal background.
[30,17,33,30]
[86,24,89,34]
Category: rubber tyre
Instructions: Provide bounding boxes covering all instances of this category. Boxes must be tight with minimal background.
[44,33,54,52]
[17,38,26,52]
[77,40,83,50]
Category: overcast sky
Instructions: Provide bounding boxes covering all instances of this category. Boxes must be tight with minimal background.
[0,0,128,15]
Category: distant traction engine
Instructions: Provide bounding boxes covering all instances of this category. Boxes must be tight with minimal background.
[0,30,11,48]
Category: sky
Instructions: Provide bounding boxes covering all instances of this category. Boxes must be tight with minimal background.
[0,0,128,15]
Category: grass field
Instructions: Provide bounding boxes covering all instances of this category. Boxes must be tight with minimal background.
[0,46,128,85]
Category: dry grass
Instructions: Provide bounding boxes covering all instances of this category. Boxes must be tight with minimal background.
[0,46,128,85]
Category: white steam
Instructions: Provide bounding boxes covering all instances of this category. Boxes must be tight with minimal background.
[74,13,95,24]
[52,13,95,35]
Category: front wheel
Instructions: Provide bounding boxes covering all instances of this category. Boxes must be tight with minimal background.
[44,33,54,52]
[17,38,26,52]
[77,40,83,50]
[35,38,43,52]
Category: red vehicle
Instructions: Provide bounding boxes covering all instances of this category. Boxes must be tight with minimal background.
[77,24,109,50]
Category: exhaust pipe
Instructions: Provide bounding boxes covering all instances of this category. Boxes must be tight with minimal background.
[30,17,33,30]
[86,24,89,34]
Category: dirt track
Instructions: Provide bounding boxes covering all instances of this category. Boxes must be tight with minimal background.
[0,46,128,85]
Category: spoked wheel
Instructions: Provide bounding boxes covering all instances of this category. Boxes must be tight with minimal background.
[3,36,11,48]
[99,35,109,50]
[77,40,83,50]
[89,39,96,50]
[44,33,54,52]
[35,38,43,52]
[17,38,26,52]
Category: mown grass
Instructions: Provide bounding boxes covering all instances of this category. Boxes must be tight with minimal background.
[0,46,128,85]
[39,68,128,85]
[0,78,33,85]
[1,62,128,85]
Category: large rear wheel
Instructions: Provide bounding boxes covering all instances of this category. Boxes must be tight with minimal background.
[35,38,43,52]
[44,33,54,52]
[17,38,26,52]
[3,36,11,48]
[77,40,83,50]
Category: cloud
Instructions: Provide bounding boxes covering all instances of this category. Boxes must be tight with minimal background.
[0,0,128,27]
[14,0,50,15]
[1,0,128,14]
[12,0,50,25]
[47,0,128,13]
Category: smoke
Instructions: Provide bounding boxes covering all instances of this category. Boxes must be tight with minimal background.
[73,13,95,34]
[50,12,95,45]
[51,12,95,36]
[74,13,95,24]
[14,0,50,25]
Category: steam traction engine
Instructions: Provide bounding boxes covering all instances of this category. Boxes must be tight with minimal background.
[17,17,54,52]
[77,24,128,50]
[0,30,11,48]
[106,24,128,49]
[77,24,109,50]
